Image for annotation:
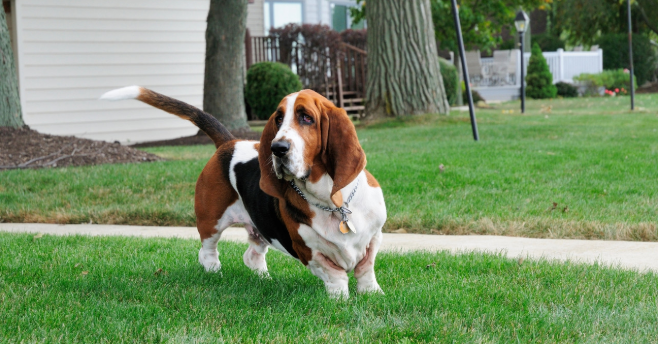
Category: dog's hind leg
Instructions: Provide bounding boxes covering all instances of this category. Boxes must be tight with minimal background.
[242,224,270,277]
[195,152,240,272]
[198,210,236,272]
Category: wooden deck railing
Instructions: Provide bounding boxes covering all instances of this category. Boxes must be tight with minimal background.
[245,32,368,116]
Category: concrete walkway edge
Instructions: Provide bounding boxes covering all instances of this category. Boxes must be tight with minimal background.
[1,223,657,273]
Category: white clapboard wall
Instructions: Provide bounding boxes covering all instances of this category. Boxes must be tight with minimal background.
[13,0,213,144]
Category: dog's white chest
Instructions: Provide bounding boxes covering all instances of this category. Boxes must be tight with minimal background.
[297,173,387,271]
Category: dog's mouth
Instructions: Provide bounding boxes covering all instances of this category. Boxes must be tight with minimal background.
[273,156,310,181]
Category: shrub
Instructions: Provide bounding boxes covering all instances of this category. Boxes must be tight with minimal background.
[555,82,578,98]
[340,29,367,50]
[439,58,459,106]
[245,62,303,120]
[526,43,557,99]
[462,82,485,103]
[597,33,657,86]
[574,69,638,96]
[532,34,565,52]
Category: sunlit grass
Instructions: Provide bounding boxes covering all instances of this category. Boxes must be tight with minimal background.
[1,95,657,240]
[1,232,657,343]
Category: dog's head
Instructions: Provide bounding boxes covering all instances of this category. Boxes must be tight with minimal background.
[258,90,366,203]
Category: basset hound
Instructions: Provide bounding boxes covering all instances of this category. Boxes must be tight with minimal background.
[100,86,387,298]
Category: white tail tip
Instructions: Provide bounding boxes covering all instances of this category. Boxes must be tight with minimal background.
[99,86,142,101]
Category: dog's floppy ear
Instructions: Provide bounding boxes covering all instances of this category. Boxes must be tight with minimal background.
[259,114,287,199]
[320,103,366,202]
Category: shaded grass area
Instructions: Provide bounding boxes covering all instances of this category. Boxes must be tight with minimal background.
[1,233,657,343]
[1,95,657,240]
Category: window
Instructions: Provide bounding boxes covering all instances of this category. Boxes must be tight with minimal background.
[331,2,364,32]
[264,1,303,35]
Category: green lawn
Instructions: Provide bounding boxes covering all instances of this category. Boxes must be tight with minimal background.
[1,232,657,343]
[1,95,657,240]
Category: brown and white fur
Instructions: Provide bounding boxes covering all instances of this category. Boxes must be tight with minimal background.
[100,86,387,298]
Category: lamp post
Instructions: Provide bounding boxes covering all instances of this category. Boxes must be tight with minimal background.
[451,0,479,141]
[627,0,635,110]
[515,10,529,114]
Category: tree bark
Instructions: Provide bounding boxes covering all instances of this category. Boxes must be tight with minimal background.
[365,0,449,118]
[203,0,249,131]
[0,7,23,128]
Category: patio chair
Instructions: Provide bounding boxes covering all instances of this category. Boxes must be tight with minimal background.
[492,50,511,85]
[464,50,483,86]
[590,45,599,51]
[507,49,519,84]
[573,46,583,51]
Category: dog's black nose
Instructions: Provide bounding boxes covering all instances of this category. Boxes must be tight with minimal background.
[271,141,290,157]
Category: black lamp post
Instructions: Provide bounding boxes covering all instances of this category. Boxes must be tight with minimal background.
[515,10,529,114]
[627,0,635,110]
[451,0,479,141]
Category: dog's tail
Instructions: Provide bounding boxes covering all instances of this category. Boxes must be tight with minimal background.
[100,86,234,148]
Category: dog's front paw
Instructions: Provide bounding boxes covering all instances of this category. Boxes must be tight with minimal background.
[198,248,221,272]
[326,286,350,300]
[357,282,384,295]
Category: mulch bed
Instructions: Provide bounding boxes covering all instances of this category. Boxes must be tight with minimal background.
[0,126,163,170]
[637,82,658,94]
[0,127,263,170]
[132,130,261,148]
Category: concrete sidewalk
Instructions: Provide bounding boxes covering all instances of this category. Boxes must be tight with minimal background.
[1,223,657,273]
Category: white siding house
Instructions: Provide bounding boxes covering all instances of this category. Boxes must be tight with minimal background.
[5,0,357,144]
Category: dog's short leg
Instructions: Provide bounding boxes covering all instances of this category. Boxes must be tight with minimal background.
[307,253,349,299]
[198,213,236,272]
[354,232,384,294]
[198,229,223,272]
[243,225,270,277]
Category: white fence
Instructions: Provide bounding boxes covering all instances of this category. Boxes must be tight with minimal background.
[472,49,603,101]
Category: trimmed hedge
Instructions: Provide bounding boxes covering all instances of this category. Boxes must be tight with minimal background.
[526,43,557,99]
[439,57,459,106]
[597,33,656,86]
[245,62,302,120]
[555,82,578,98]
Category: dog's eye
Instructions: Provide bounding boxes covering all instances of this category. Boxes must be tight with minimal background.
[275,115,283,127]
[300,114,314,124]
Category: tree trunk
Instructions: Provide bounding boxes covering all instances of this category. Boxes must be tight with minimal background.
[0,7,23,128]
[365,0,449,118]
[203,0,249,131]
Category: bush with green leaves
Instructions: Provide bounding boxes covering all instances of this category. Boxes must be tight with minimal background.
[526,43,557,99]
[439,58,459,106]
[574,69,638,96]
[555,82,578,98]
[597,33,656,86]
[245,62,303,120]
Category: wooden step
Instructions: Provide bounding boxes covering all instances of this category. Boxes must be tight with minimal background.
[342,105,365,112]
[325,91,359,97]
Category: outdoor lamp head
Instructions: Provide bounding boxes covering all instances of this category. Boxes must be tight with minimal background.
[514,10,529,33]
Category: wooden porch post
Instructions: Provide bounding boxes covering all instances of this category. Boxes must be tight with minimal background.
[244,28,252,69]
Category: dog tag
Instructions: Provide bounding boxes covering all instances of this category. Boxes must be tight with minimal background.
[339,221,350,234]
[340,220,356,234]
[346,220,357,233]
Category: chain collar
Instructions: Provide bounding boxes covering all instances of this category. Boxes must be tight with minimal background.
[288,179,359,223]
